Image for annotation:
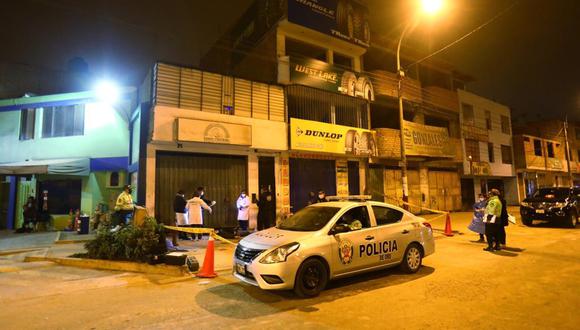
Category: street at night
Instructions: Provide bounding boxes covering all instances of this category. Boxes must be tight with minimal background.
[1,212,578,329]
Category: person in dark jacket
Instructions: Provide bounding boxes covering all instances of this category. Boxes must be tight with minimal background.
[497,191,509,247]
[316,190,328,203]
[307,191,317,205]
[21,196,37,233]
[172,190,188,243]
[257,186,276,230]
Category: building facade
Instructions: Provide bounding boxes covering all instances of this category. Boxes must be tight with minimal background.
[0,90,134,230]
[457,90,518,206]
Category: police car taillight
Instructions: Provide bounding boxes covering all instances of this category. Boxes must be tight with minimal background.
[422,222,432,229]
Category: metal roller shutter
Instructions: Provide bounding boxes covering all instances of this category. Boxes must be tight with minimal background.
[155,152,247,228]
[201,72,222,113]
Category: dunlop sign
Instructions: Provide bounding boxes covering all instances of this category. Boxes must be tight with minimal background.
[290,118,376,156]
[403,120,454,158]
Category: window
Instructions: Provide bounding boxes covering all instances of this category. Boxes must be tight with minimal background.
[500,115,510,134]
[425,115,450,135]
[547,142,555,158]
[42,104,84,138]
[19,109,35,140]
[488,143,495,162]
[285,38,327,62]
[465,139,480,162]
[485,110,492,130]
[333,52,353,69]
[461,103,474,124]
[501,145,513,164]
[336,206,371,230]
[533,139,542,156]
[372,206,403,226]
[109,172,120,187]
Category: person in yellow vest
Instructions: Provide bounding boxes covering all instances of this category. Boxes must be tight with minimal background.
[113,185,134,231]
[483,189,503,252]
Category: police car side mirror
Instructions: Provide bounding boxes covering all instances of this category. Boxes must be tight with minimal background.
[331,224,351,235]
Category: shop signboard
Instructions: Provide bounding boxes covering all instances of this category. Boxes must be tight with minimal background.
[176,118,252,146]
[403,120,455,158]
[290,118,376,156]
[289,57,374,101]
[471,161,491,176]
[287,0,370,47]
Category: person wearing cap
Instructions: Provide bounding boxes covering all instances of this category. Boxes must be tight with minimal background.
[483,189,503,251]
[114,185,134,229]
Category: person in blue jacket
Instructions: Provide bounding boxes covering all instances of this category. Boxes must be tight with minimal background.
[468,194,486,242]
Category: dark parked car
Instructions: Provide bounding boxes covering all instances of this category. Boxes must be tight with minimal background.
[520,187,580,228]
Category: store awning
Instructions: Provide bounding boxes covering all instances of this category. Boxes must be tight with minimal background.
[0,158,90,176]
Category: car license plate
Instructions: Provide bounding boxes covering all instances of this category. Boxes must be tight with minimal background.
[235,262,246,275]
[536,209,544,214]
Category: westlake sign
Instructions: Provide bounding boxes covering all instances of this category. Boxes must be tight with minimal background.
[290,118,376,156]
[403,121,454,158]
[290,57,374,101]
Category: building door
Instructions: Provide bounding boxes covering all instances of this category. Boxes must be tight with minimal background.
[258,156,276,197]
[366,165,384,202]
[155,152,247,228]
[461,179,475,211]
[429,171,461,211]
[348,161,360,195]
[383,169,421,213]
[290,158,336,212]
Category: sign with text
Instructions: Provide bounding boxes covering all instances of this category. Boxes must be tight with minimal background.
[176,118,252,146]
[288,0,370,47]
[289,57,374,101]
[403,121,454,158]
[471,161,491,176]
[290,118,376,156]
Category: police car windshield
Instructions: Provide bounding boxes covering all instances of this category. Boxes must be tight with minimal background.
[533,188,569,199]
[278,206,340,231]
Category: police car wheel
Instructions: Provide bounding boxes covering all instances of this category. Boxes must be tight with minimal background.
[521,217,533,227]
[399,243,422,274]
[294,259,328,298]
[567,213,577,228]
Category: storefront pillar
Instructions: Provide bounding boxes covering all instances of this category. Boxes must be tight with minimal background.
[248,154,259,229]
[419,167,429,209]
[7,176,17,230]
[359,160,367,196]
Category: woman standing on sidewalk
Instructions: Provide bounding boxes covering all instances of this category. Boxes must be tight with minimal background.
[468,194,486,242]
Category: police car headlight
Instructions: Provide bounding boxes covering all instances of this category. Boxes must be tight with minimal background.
[259,242,300,264]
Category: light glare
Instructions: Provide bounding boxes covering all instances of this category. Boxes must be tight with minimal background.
[95,81,120,104]
[421,0,444,15]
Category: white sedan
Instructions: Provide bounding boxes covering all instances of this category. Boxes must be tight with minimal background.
[233,199,435,297]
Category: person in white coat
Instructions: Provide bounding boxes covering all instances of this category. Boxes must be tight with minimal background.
[236,190,250,232]
[187,190,212,240]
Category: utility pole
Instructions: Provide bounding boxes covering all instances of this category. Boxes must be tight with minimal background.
[563,115,573,185]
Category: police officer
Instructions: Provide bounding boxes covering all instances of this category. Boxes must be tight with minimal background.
[113,185,134,232]
[483,189,503,251]
[257,186,276,230]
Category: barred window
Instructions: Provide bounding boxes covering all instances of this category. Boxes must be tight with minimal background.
[501,115,510,134]
[465,139,480,162]
[501,145,513,164]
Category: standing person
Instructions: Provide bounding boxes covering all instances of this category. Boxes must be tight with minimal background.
[257,186,276,230]
[307,191,317,205]
[196,186,216,239]
[468,194,487,242]
[483,189,503,251]
[316,190,328,203]
[497,191,509,247]
[187,191,212,240]
[173,190,188,244]
[21,196,37,233]
[236,190,251,233]
[113,185,134,231]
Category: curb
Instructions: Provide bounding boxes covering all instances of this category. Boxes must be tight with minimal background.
[54,231,95,245]
[0,248,44,256]
[24,255,189,277]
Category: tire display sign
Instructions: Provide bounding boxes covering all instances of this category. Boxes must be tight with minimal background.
[403,120,455,158]
[289,56,374,101]
[290,118,377,156]
[288,0,370,47]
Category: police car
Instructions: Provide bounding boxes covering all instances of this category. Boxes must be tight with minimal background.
[233,197,435,297]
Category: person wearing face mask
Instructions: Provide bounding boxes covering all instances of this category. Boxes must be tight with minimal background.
[257,186,276,230]
[316,190,328,203]
[187,190,212,240]
[236,190,251,233]
[468,194,487,242]
[112,185,135,231]
[483,189,503,251]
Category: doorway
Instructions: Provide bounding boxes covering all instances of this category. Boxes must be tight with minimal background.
[347,161,360,195]
[290,158,336,212]
[460,179,475,211]
[258,156,276,198]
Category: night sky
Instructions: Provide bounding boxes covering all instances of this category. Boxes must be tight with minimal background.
[1,0,578,121]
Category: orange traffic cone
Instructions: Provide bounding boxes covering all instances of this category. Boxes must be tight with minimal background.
[196,235,217,278]
[444,213,454,237]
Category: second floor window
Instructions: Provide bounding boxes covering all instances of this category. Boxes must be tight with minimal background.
[42,104,85,138]
[500,115,510,134]
[501,145,513,164]
[462,103,474,124]
[465,139,480,162]
[485,110,492,130]
[533,139,542,156]
[488,143,495,163]
[19,108,36,140]
[546,142,555,158]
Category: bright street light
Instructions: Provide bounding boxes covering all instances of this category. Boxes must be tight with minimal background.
[94,80,120,104]
[421,0,444,15]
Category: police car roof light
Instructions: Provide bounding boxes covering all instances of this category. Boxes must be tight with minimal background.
[326,195,373,202]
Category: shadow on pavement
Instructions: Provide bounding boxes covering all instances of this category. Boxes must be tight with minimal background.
[195,266,434,319]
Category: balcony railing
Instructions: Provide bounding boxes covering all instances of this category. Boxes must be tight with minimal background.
[422,86,459,113]
[367,70,422,104]
[375,128,462,162]
[153,63,285,122]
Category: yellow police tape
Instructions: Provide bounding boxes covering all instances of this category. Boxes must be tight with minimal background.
[163,225,237,245]
[383,195,449,215]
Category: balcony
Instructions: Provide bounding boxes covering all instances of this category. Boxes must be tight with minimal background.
[368,70,422,104]
[375,128,462,162]
[422,86,459,113]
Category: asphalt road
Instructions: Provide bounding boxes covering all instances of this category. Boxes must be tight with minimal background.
[0,211,578,329]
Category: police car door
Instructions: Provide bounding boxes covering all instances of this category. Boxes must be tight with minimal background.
[330,205,378,275]
[368,205,413,266]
